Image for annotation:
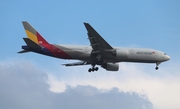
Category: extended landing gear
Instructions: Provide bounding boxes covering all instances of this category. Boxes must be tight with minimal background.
[88,67,99,72]
[155,62,161,70]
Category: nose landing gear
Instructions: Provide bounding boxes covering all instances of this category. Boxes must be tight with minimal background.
[155,62,161,70]
[155,66,159,70]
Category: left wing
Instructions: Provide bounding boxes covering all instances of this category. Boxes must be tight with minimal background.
[62,61,90,66]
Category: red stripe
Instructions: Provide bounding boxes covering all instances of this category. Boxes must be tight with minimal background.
[51,44,72,59]
[36,32,71,59]
[36,32,49,45]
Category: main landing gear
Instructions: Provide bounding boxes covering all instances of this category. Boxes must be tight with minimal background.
[88,66,99,72]
[155,62,161,70]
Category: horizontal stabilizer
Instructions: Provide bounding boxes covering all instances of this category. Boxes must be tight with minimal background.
[62,61,89,66]
[18,50,31,53]
[23,38,42,49]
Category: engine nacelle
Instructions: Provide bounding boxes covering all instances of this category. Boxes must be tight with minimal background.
[102,63,119,71]
[115,49,129,59]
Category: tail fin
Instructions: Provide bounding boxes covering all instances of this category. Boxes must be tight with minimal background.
[22,21,49,46]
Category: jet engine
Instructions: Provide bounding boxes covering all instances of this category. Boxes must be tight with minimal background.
[114,49,129,59]
[102,63,119,71]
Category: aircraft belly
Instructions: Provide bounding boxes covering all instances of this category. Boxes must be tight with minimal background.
[65,51,90,60]
[78,53,90,60]
[125,55,158,63]
[102,55,158,63]
[124,59,157,63]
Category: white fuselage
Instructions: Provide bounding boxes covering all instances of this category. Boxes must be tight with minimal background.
[53,44,170,63]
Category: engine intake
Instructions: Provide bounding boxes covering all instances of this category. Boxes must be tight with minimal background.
[102,63,119,71]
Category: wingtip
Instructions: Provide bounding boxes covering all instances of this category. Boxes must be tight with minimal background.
[83,22,89,25]
[83,22,91,28]
[17,50,30,53]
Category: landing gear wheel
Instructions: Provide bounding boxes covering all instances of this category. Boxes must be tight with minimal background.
[88,68,91,72]
[155,67,159,70]
[88,68,94,72]
[88,67,99,72]
[95,67,99,71]
[155,62,160,70]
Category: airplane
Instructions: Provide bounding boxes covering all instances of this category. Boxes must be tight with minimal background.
[18,21,170,72]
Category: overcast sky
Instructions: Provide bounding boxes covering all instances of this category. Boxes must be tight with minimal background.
[0,1,180,109]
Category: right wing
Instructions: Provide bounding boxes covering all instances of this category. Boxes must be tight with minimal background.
[84,23,115,64]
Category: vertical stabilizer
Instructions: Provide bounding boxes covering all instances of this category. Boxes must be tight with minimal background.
[22,21,49,46]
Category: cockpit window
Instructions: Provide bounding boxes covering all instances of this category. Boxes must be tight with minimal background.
[164,53,167,55]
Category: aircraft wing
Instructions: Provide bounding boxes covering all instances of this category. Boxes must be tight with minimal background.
[62,61,90,66]
[84,23,115,64]
[84,23,113,50]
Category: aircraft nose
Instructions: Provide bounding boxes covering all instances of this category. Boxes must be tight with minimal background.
[164,55,170,61]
